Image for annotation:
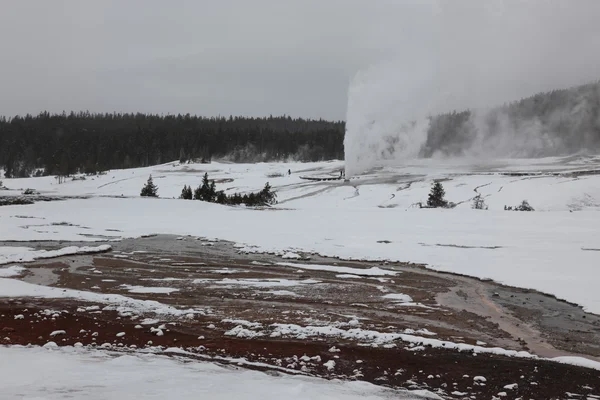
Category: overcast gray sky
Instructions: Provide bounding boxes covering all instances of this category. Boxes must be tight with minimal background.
[1,1,600,120]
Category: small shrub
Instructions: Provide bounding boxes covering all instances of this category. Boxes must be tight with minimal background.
[472,195,488,210]
[22,188,36,195]
[504,200,534,211]
[140,175,158,197]
[266,172,284,178]
[515,200,534,211]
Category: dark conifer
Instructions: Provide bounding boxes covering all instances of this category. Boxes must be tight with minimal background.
[140,175,158,197]
[427,182,447,208]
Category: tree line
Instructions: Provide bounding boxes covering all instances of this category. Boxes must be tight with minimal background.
[0,113,344,178]
[2,81,599,179]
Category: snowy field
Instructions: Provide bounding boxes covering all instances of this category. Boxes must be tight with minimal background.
[1,156,600,314]
[0,346,427,400]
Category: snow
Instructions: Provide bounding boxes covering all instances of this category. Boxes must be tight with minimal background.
[382,293,413,303]
[120,284,179,294]
[0,345,430,399]
[323,360,336,371]
[0,265,26,277]
[221,319,263,329]
[267,290,300,296]
[0,245,111,266]
[49,330,66,337]
[281,252,302,259]
[193,278,321,288]
[1,158,600,314]
[0,278,199,317]
[266,323,600,370]
[551,356,600,371]
[277,262,398,276]
[224,326,265,339]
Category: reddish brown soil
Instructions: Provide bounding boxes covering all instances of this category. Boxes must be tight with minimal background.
[1,299,598,400]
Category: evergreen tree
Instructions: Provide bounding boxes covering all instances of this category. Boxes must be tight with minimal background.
[209,180,216,202]
[258,182,277,205]
[140,175,158,197]
[193,184,203,200]
[216,191,227,204]
[180,185,192,200]
[427,182,448,208]
[199,173,211,201]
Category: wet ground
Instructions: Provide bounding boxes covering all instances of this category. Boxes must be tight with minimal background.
[1,235,599,399]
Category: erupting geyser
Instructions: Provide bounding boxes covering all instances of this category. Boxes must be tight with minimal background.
[343,0,600,177]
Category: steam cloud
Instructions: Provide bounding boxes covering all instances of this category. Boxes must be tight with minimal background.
[344,0,600,176]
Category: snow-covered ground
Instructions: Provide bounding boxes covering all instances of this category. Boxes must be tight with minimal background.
[0,346,432,400]
[0,245,111,266]
[1,156,600,313]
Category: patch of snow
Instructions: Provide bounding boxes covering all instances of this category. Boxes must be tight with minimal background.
[281,252,302,259]
[50,330,66,337]
[550,356,600,371]
[0,278,199,317]
[0,245,111,266]
[278,262,397,277]
[194,278,320,288]
[120,284,179,294]
[141,278,187,282]
[224,325,265,339]
[221,319,263,329]
[266,290,300,297]
[0,265,26,278]
[382,293,413,303]
[209,269,238,274]
[323,360,336,371]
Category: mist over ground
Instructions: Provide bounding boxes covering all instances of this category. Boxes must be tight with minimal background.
[344,0,600,176]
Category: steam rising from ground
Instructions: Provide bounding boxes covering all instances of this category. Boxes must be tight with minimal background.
[344,0,600,176]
